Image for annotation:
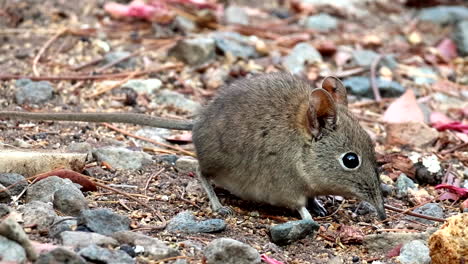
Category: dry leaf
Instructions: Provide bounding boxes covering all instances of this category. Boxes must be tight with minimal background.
[383,89,424,123]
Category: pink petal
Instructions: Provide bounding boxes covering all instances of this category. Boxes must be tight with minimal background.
[435,184,468,199]
[104,2,133,17]
[261,254,285,264]
[437,191,460,201]
[430,112,453,124]
[433,122,468,134]
[436,38,458,62]
[382,89,425,123]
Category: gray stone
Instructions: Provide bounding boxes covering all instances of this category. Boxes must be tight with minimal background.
[60,231,119,248]
[418,6,468,25]
[79,244,134,264]
[35,247,86,264]
[27,176,78,203]
[213,32,258,59]
[19,201,58,230]
[0,204,11,218]
[454,20,468,56]
[173,15,197,33]
[225,6,249,25]
[157,154,179,166]
[154,90,201,113]
[103,51,136,69]
[112,231,179,260]
[167,211,226,233]
[304,13,338,32]
[67,142,93,153]
[282,42,322,74]
[352,50,379,67]
[92,147,152,170]
[175,157,198,173]
[300,0,368,17]
[412,67,437,85]
[269,219,319,245]
[49,217,77,238]
[397,240,431,264]
[15,79,54,105]
[169,38,216,65]
[342,76,405,98]
[53,184,88,216]
[79,208,130,236]
[407,203,444,225]
[364,230,435,253]
[135,127,172,145]
[0,173,27,196]
[0,236,27,263]
[396,173,417,198]
[380,183,394,197]
[204,238,260,264]
[122,79,162,94]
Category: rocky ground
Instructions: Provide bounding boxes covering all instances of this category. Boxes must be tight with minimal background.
[0,0,467,263]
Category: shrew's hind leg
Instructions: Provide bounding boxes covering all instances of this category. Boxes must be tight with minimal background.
[197,168,233,216]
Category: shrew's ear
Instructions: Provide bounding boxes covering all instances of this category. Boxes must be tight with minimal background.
[305,88,337,139]
[321,76,348,107]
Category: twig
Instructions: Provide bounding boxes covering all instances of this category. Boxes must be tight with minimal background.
[441,142,468,155]
[32,29,68,76]
[102,123,196,157]
[84,71,138,99]
[370,54,383,102]
[71,57,104,71]
[334,67,367,78]
[144,168,165,196]
[384,204,445,223]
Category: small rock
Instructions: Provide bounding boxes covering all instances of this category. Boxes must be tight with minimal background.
[303,13,338,32]
[154,90,201,113]
[429,213,468,264]
[202,67,230,90]
[135,127,172,145]
[224,6,249,25]
[122,79,162,94]
[397,240,431,264]
[412,67,437,85]
[380,183,394,197]
[213,32,258,59]
[204,238,261,264]
[172,15,197,33]
[92,147,152,170]
[49,217,77,238]
[67,142,93,153]
[407,203,444,225]
[112,231,179,260]
[35,247,86,264]
[356,201,378,217]
[300,0,368,17]
[167,211,226,233]
[344,76,405,98]
[407,188,433,205]
[454,20,468,56]
[169,38,216,65]
[157,154,179,166]
[385,122,439,148]
[103,51,136,69]
[282,42,322,74]
[79,244,134,264]
[0,236,27,263]
[79,209,131,236]
[418,6,468,25]
[119,244,136,258]
[60,231,119,248]
[27,176,82,204]
[15,79,54,105]
[364,230,435,253]
[0,173,27,196]
[395,173,417,198]
[269,219,319,245]
[19,201,58,230]
[175,157,199,173]
[53,184,88,216]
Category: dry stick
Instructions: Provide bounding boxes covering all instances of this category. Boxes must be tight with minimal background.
[84,71,138,99]
[370,54,383,102]
[102,123,196,157]
[335,67,367,78]
[32,29,68,76]
[384,204,445,223]
[71,57,104,71]
[144,168,165,196]
[441,142,468,155]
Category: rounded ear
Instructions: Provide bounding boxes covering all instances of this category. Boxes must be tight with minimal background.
[321,76,348,107]
[306,88,337,139]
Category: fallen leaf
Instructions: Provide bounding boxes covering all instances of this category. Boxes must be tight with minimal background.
[104,0,173,23]
[261,254,285,264]
[430,111,453,124]
[383,89,425,123]
[386,243,403,258]
[386,122,438,147]
[337,225,364,244]
[436,38,458,62]
[435,184,468,200]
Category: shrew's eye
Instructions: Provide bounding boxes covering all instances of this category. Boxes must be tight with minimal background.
[339,152,361,170]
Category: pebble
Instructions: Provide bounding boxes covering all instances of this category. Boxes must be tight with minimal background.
[303,13,338,32]
[79,244,134,264]
[49,217,77,238]
[342,76,405,98]
[175,157,199,173]
[407,203,444,225]
[15,79,54,105]
[224,5,249,25]
[122,79,162,94]
[102,51,136,69]
[92,146,152,170]
[172,15,197,33]
[112,231,179,260]
[204,238,261,264]
[355,201,378,217]
[351,50,397,68]
[0,236,27,263]
[269,219,319,245]
[395,173,417,198]
[412,67,437,85]
[67,142,93,153]
[397,240,431,264]
[26,176,83,203]
[0,173,27,197]
[154,90,201,113]
[169,38,216,65]
[202,67,230,90]
[300,0,368,17]
[135,127,172,145]
[167,211,226,233]
[19,201,58,230]
[380,183,394,197]
[79,208,131,236]
[60,231,119,248]
[53,184,88,216]
[418,6,468,25]
[454,20,468,56]
[157,154,179,166]
[282,42,322,74]
[35,247,86,264]
[364,230,434,253]
[213,32,259,59]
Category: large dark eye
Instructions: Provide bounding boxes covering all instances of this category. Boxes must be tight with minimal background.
[339,152,361,170]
